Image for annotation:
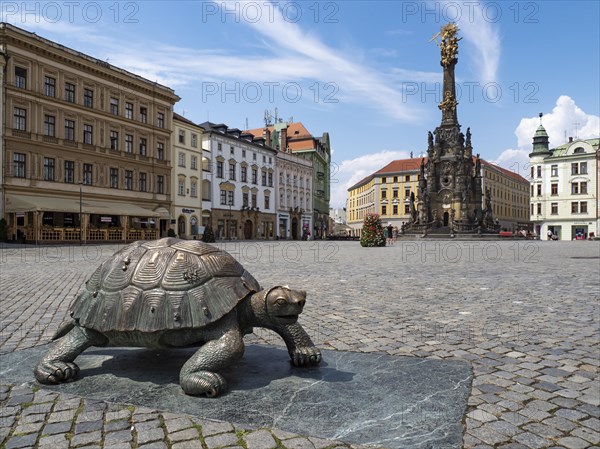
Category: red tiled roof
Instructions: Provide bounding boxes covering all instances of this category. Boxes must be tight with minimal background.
[348,155,528,191]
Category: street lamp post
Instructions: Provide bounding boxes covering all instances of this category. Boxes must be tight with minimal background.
[79,182,83,246]
[228,200,233,240]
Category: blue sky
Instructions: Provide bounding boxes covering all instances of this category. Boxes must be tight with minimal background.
[3,1,599,207]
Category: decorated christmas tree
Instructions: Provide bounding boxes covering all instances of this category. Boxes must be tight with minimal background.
[360,213,386,247]
[202,225,215,243]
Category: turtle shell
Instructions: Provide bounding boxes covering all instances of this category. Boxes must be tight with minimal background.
[69,238,261,333]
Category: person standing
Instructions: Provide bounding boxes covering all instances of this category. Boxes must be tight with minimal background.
[392,226,398,244]
[387,222,394,245]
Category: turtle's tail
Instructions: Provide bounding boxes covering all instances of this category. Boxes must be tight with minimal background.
[51,321,76,341]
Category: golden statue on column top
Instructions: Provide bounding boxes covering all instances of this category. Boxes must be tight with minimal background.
[430,22,462,67]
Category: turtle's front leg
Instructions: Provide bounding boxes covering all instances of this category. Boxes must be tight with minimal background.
[179,325,244,397]
[273,323,322,367]
[34,325,106,384]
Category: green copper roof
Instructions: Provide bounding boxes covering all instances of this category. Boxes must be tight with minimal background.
[534,125,548,138]
[549,138,599,158]
[530,124,550,156]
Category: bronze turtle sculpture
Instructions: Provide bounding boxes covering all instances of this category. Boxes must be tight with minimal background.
[34,238,321,397]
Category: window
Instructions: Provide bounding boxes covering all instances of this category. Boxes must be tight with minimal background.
[217,143,222,152]
[551,183,558,195]
[13,153,26,178]
[268,172,273,187]
[14,67,27,88]
[382,190,387,199]
[84,88,94,108]
[230,191,237,206]
[252,167,258,184]
[179,130,185,144]
[536,203,541,214]
[220,190,227,205]
[139,138,147,156]
[191,156,197,170]
[264,194,270,210]
[536,184,541,196]
[242,150,246,158]
[229,162,236,180]
[110,131,119,150]
[65,82,75,103]
[157,112,165,128]
[64,161,75,184]
[551,165,558,177]
[405,175,410,182]
[580,182,588,194]
[125,134,133,153]
[13,107,26,130]
[216,161,223,178]
[230,146,235,155]
[580,162,588,174]
[140,107,147,123]
[405,189,410,198]
[44,76,56,97]
[530,185,534,196]
[43,158,55,181]
[261,172,266,186]
[251,193,256,207]
[178,152,185,167]
[83,124,93,145]
[125,102,133,119]
[64,120,75,141]
[572,183,579,195]
[551,203,558,215]
[125,170,133,190]
[580,201,588,213]
[253,153,256,160]
[382,205,387,215]
[157,143,164,160]
[190,180,197,197]
[83,163,93,185]
[536,166,541,177]
[110,168,118,188]
[241,166,247,182]
[393,204,398,215]
[243,192,249,207]
[139,173,147,192]
[44,115,56,137]
[110,97,119,115]
[157,175,164,194]
[382,177,387,184]
[571,202,578,214]
[393,176,398,183]
[191,134,197,147]
[574,147,585,154]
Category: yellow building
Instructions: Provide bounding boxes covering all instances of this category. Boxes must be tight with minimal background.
[0,23,180,243]
[347,157,529,235]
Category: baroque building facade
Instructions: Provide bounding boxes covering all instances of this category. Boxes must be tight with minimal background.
[0,23,179,243]
[247,121,330,238]
[200,121,277,240]
[171,113,203,239]
[529,119,598,240]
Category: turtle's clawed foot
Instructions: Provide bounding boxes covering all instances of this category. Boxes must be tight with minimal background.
[180,371,227,397]
[34,361,80,384]
[290,346,322,367]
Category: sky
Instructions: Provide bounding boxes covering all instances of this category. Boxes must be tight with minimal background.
[3,1,599,208]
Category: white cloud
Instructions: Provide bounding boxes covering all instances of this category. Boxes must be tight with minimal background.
[330,150,411,208]
[515,95,600,149]
[493,95,599,178]
[454,2,501,84]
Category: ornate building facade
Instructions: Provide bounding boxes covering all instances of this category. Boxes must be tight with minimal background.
[529,119,598,240]
[172,113,203,239]
[200,122,277,240]
[0,23,179,243]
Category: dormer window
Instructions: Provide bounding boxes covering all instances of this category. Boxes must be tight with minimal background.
[573,147,585,154]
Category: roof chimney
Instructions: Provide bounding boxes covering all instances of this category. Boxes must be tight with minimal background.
[280,126,288,153]
[263,127,271,147]
[568,136,573,143]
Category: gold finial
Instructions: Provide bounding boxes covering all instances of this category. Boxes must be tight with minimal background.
[431,23,462,67]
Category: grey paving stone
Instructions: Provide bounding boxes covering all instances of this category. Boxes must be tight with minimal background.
[37,433,69,449]
[5,433,38,449]
[168,427,201,442]
[204,432,239,448]
[104,429,133,444]
[136,427,166,445]
[42,420,72,435]
[283,437,318,449]
[70,430,102,447]
[557,436,591,449]
[195,419,235,436]
[513,432,551,449]
[163,417,193,434]
[244,429,278,449]
[105,419,131,432]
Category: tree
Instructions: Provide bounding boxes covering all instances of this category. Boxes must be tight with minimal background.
[202,225,215,243]
[360,213,386,247]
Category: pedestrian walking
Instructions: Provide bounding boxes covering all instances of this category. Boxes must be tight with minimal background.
[392,226,398,244]
[386,222,394,245]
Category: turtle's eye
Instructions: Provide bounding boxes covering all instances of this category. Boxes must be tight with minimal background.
[275,297,287,307]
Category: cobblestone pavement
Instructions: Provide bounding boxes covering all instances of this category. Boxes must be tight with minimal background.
[1,239,599,449]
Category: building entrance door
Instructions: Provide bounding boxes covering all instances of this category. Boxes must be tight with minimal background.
[443,211,449,226]
[244,220,253,239]
[291,218,298,240]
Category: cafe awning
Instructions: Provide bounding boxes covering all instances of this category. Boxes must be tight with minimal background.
[153,207,171,219]
[5,194,159,217]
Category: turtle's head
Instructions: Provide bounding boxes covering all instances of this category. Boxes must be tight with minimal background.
[259,286,306,325]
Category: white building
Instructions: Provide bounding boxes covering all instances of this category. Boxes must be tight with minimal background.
[529,118,599,240]
[171,113,203,239]
[276,149,313,239]
[200,122,277,240]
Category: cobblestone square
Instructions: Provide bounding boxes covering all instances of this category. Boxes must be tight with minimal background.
[1,239,599,448]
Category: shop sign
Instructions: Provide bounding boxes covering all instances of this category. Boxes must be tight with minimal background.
[182,208,195,214]
[100,216,112,223]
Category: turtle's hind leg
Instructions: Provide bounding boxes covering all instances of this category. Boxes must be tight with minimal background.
[178,323,244,397]
[34,325,106,384]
